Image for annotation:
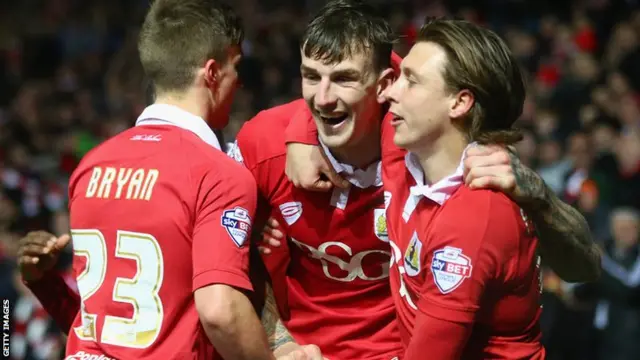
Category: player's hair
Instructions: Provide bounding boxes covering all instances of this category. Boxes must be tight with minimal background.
[301,0,396,73]
[138,0,243,93]
[417,18,525,145]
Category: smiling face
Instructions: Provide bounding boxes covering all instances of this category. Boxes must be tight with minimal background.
[300,48,384,150]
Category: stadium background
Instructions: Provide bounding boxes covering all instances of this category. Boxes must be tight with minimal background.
[1,0,639,359]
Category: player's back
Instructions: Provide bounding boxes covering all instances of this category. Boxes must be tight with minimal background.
[66,121,245,360]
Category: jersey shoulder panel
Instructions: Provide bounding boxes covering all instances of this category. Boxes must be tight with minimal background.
[236,99,307,166]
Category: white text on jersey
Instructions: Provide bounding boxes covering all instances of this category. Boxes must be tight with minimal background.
[85,167,159,201]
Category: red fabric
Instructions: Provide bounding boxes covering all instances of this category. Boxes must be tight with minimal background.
[59,152,79,174]
[574,27,597,52]
[403,25,418,45]
[537,64,561,87]
[234,100,402,359]
[381,113,544,358]
[25,271,80,333]
[62,123,257,359]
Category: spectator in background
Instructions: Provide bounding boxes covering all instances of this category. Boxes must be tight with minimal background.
[1,0,640,358]
[611,130,640,210]
[563,132,596,205]
[571,208,640,360]
[10,272,65,360]
[537,137,572,195]
[576,179,611,243]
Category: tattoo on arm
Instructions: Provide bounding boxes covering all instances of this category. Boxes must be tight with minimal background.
[508,150,601,283]
[261,282,295,350]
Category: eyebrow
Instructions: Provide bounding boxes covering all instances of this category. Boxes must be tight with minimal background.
[401,65,418,79]
[300,65,362,79]
[300,64,317,74]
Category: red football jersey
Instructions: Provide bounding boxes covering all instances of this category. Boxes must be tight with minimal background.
[381,119,545,359]
[64,104,257,360]
[231,99,402,360]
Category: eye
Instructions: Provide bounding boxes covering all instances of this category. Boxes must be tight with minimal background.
[334,76,356,83]
[302,73,320,81]
[406,76,417,87]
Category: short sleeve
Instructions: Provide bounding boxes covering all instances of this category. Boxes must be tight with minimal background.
[284,106,318,145]
[417,191,520,323]
[234,121,286,199]
[191,164,258,293]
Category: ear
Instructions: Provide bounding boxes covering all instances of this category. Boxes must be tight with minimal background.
[203,59,220,91]
[376,67,396,104]
[449,89,474,119]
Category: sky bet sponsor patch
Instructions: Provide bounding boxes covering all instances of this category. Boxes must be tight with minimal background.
[431,246,473,294]
[221,207,251,247]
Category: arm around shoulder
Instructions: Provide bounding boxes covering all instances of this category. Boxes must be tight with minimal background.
[510,155,601,282]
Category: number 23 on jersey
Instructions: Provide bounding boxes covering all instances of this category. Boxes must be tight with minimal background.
[71,229,164,349]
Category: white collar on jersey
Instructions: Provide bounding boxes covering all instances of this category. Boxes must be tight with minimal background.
[319,139,382,189]
[405,143,477,205]
[135,103,221,150]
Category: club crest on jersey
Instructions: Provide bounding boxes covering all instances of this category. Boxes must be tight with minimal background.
[404,232,422,276]
[226,141,244,164]
[384,191,392,209]
[279,201,302,225]
[221,207,251,247]
[374,208,389,242]
[431,246,473,294]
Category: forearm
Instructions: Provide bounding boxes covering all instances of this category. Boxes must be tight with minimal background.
[25,271,80,334]
[196,285,275,360]
[261,282,296,353]
[514,165,601,282]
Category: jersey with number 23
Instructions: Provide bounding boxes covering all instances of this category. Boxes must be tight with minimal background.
[65,105,257,360]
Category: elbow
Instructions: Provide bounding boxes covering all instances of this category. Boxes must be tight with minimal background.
[198,301,238,331]
[195,284,244,333]
[580,243,603,283]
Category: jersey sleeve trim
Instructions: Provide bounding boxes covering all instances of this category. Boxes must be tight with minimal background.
[193,268,253,292]
[417,293,477,324]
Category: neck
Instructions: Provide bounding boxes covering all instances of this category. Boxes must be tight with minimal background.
[154,89,209,124]
[329,131,381,169]
[414,130,468,185]
[330,124,381,170]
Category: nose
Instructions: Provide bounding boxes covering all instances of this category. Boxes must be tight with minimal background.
[383,78,401,103]
[315,79,337,109]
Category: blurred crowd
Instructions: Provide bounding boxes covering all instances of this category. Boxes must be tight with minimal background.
[1,0,639,359]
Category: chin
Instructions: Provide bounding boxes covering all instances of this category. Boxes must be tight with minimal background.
[393,130,413,150]
[317,123,355,149]
[318,131,352,149]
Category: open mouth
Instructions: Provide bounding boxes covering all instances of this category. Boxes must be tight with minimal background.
[390,113,404,126]
[320,114,349,126]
